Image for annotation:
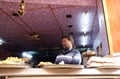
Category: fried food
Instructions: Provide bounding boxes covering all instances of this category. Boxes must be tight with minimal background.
[0,57,25,64]
[38,61,53,66]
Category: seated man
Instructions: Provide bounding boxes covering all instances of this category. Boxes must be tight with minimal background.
[55,34,82,65]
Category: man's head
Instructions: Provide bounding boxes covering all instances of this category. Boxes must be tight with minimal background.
[61,34,75,50]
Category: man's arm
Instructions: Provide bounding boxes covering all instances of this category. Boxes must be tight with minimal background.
[71,51,82,64]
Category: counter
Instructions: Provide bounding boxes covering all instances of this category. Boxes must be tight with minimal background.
[0,68,120,79]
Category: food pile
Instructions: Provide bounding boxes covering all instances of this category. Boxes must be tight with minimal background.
[83,51,96,57]
[0,57,25,64]
[37,61,53,66]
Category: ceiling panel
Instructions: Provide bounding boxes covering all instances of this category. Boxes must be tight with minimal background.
[0,14,26,36]
[0,0,96,6]
[0,0,99,52]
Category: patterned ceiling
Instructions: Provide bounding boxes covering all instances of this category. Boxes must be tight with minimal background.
[0,0,99,52]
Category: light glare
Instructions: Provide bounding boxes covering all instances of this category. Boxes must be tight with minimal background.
[82,12,89,34]
[82,35,87,47]
[22,52,32,59]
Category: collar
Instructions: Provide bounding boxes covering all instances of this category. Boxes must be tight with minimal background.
[63,48,73,55]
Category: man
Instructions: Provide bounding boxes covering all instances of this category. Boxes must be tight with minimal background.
[55,34,82,64]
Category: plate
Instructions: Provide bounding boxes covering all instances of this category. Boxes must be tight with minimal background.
[39,64,84,69]
[0,64,29,68]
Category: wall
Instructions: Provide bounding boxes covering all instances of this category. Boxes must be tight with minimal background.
[97,0,109,56]
[103,0,120,53]
[93,31,101,52]
[93,0,109,56]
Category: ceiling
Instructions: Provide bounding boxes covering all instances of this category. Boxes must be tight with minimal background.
[0,0,99,52]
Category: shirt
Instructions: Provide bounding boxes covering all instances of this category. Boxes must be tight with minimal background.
[55,49,82,64]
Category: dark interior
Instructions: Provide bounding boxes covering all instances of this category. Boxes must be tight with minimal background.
[0,0,100,66]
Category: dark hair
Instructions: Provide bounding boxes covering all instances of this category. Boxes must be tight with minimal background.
[61,34,75,48]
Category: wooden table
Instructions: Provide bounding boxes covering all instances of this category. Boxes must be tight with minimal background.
[0,68,120,79]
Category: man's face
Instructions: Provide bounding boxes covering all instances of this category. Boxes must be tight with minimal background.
[62,38,72,50]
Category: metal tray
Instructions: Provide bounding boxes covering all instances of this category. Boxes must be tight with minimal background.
[87,64,120,69]
[96,65,120,69]
[39,64,84,69]
[0,64,28,68]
